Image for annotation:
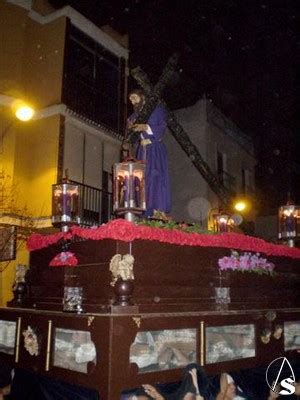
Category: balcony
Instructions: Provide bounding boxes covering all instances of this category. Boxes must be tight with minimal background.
[70,181,113,227]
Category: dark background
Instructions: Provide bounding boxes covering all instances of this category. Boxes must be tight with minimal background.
[50,0,299,213]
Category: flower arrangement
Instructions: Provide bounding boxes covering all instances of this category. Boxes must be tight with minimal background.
[218,250,275,275]
[27,219,300,260]
[49,251,78,267]
[136,216,213,234]
[109,253,135,286]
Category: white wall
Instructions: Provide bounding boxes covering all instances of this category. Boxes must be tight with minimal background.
[165,100,211,224]
[255,214,278,241]
[165,99,256,224]
[63,116,121,189]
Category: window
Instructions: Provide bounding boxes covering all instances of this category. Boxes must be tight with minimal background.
[130,329,197,373]
[242,168,253,195]
[284,321,300,351]
[63,24,126,133]
[217,151,225,184]
[53,328,96,373]
[0,320,16,355]
[206,324,255,364]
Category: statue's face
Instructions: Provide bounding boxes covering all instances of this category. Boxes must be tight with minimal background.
[129,93,145,111]
[129,93,141,105]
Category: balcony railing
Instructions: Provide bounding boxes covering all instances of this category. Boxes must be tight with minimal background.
[70,180,114,227]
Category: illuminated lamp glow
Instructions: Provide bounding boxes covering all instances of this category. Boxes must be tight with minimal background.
[15,106,34,121]
[234,201,247,212]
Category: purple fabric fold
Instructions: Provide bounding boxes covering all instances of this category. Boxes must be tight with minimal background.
[132,106,171,216]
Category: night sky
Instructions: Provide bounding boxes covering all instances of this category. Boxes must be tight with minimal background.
[50,0,299,211]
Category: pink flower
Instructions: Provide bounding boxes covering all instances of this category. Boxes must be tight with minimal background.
[218,250,275,275]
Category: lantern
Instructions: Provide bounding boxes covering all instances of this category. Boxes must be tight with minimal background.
[113,161,146,221]
[52,182,80,232]
[214,213,231,233]
[278,203,300,247]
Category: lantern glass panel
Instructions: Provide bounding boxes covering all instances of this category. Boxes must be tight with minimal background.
[278,205,299,239]
[215,214,230,233]
[52,183,80,226]
[63,286,83,312]
[114,161,146,214]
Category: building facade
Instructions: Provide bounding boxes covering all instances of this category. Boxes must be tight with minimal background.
[0,0,128,305]
[166,98,256,227]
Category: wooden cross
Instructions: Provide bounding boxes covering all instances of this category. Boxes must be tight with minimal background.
[128,54,233,206]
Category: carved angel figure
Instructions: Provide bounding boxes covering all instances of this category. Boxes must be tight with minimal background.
[109,254,135,286]
[23,326,39,356]
[12,264,28,290]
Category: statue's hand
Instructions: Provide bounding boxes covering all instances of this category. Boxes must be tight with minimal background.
[127,130,140,144]
[131,123,148,132]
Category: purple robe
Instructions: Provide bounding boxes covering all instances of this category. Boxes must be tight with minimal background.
[129,106,171,216]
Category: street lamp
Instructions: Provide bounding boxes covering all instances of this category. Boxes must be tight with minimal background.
[15,105,34,121]
[0,95,35,121]
[233,198,251,213]
[0,95,35,155]
[234,201,247,212]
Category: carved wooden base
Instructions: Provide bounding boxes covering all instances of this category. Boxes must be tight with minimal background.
[113,279,135,306]
[109,304,139,314]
